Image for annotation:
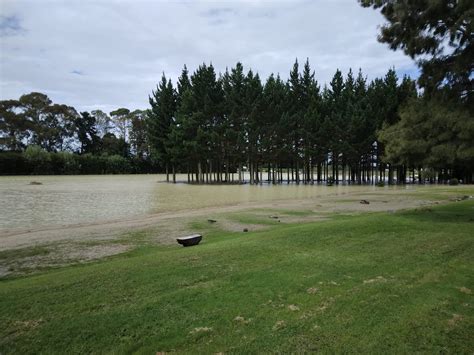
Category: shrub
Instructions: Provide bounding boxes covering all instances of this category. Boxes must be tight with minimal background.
[105,155,131,174]
[23,145,52,174]
[76,154,106,174]
[420,168,435,181]
[449,178,459,185]
[54,151,80,174]
[0,152,30,175]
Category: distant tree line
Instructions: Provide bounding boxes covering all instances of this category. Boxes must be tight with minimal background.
[1,1,472,183]
[1,62,472,183]
[0,93,154,174]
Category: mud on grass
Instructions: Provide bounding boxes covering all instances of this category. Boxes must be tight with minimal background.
[0,242,131,278]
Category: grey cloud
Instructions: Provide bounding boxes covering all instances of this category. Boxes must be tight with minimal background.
[204,8,236,17]
[0,0,417,112]
[0,15,25,36]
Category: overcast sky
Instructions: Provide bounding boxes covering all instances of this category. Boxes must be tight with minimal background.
[0,0,418,113]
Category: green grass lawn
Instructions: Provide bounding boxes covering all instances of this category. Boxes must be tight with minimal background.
[1,201,473,353]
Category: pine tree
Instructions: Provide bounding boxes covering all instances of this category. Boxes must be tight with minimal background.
[76,112,99,154]
[147,74,177,181]
[223,63,246,182]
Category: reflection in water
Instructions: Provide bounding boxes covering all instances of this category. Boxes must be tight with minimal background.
[0,174,382,230]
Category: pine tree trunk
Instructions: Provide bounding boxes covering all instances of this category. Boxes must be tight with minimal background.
[209,160,213,183]
[226,160,229,183]
[296,161,300,184]
[197,161,202,184]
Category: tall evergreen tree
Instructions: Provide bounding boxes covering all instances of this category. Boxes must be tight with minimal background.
[76,112,99,154]
[360,0,473,103]
[147,74,177,181]
[223,63,246,182]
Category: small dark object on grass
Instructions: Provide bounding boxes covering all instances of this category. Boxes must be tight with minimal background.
[270,216,279,219]
[243,228,248,232]
[360,200,370,205]
[208,219,217,223]
[29,181,42,185]
[177,234,202,247]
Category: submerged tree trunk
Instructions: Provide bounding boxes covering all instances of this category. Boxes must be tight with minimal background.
[197,161,202,184]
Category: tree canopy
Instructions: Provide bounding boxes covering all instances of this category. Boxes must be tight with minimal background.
[359,0,473,103]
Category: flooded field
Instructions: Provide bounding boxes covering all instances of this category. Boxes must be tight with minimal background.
[1,175,472,275]
[0,174,389,231]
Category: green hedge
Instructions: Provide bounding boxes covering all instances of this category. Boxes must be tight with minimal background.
[0,147,158,175]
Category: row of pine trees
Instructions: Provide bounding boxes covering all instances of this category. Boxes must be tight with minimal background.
[147,59,418,184]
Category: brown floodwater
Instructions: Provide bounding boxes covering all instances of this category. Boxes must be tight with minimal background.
[1,174,398,230]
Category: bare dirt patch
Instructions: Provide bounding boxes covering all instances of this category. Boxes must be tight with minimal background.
[0,265,12,278]
[234,316,251,324]
[189,327,212,335]
[363,276,387,284]
[273,320,286,330]
[1,243,131,277]
[447,314,464,329]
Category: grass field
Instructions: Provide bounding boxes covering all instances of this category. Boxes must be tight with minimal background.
[1,200,473,353]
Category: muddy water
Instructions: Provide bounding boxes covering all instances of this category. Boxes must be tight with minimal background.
[0,175,384,230]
